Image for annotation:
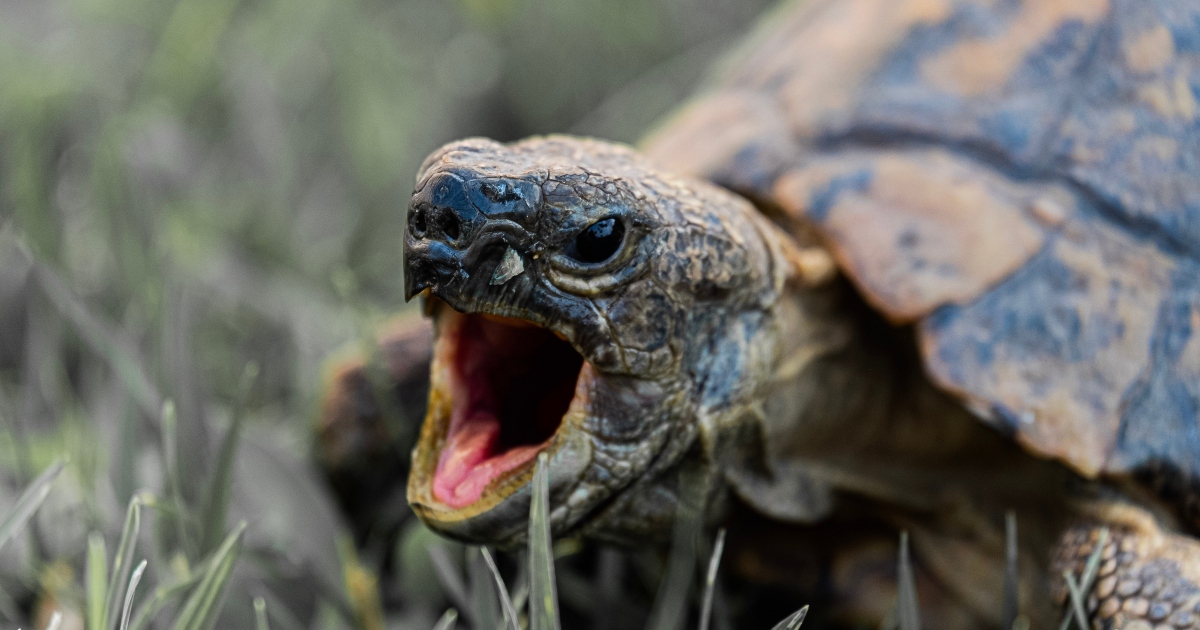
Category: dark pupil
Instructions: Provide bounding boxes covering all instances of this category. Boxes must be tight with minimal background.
[571,218,624,264]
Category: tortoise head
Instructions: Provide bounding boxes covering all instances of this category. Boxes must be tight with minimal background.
[403,135,800,545]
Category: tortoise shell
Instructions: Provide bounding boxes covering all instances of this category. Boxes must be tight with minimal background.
[644,0,1200,490]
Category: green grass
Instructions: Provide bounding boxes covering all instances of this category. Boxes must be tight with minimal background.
[0,461,62,554]
[0,0,773,623]
[420,455,811,630]
[1059,528,1107,630]
[9,477,243,630]
[0,0,1100,627]
[0,0,776,624]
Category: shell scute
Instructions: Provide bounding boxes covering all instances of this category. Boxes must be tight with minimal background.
[1109,263,1200,482]
[774,148,1048,322]
[645,0,1200,489]
[920,211,1179,477]
[855,0,1108,165]
[1055,0,1200,251]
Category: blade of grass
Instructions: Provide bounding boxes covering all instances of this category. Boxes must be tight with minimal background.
[1062,571,1089,630]
[160,401,194,557]
[171,521,246,630]
[44,611,63,630]
[467,548,499,630]
[480,547,520,630]
[161,282,211,512]
[105,496,143,630]
[429,545,473,627]
[120,560,148,630]
[338,536,384,630]
[251,590,308,630]
[27,258,162,420]
[770,605,809,630]
[87,532,108,630]
[1002,512,1018,630]
[1056,527,1107,630]
[254,596,269,630]
[698,528,726,630]
[3,316,36,486]
[645,466,706,630]
[1078,528,1109,597]
[432,609,457,630]
[199,363,257,554]
[509,575,530,619]
[0,460,64,554]
[15,307,46,564]
[126,556,214,630]
[111,376,139,508]
[896,532,920,630]
[161,400,178,493]
[528,453,560,630]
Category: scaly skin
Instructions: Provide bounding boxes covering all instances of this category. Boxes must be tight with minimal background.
[322,135,1200,629]
[402,136,798,545]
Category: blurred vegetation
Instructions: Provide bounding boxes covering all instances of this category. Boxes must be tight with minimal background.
[0,0,775,627]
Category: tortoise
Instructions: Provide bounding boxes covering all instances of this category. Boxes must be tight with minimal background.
[318,0,1200,627]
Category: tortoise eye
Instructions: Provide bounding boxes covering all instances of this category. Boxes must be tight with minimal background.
[566,217,625,264]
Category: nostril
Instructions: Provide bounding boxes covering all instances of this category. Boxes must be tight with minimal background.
[441,211,461,241]
[481,181,521,204]
[410,207,428,237]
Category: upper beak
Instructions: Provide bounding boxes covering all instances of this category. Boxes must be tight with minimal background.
[404,171,540,302]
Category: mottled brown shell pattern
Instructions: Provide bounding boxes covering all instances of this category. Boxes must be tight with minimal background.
[645,0,1200,513]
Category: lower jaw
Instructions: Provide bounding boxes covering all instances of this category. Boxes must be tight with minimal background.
[408,390,552,525]
[407,306,592,527]
[432,421,548,508]
[406,396,596,543]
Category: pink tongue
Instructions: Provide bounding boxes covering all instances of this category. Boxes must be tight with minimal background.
[433,412,544,508]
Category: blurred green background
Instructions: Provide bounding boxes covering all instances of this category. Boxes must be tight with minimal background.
[0,0,776,627]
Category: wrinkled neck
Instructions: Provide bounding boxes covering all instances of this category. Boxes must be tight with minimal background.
[760,278,1072,514]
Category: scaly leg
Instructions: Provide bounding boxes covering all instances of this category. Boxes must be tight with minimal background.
[318,315,433,535]
[1052,503,1200,630]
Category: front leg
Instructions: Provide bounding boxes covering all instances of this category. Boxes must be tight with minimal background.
[1053,503,1200,630]
[317,315,433,536]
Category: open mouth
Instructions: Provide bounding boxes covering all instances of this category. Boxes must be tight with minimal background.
[427,304,585,509]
